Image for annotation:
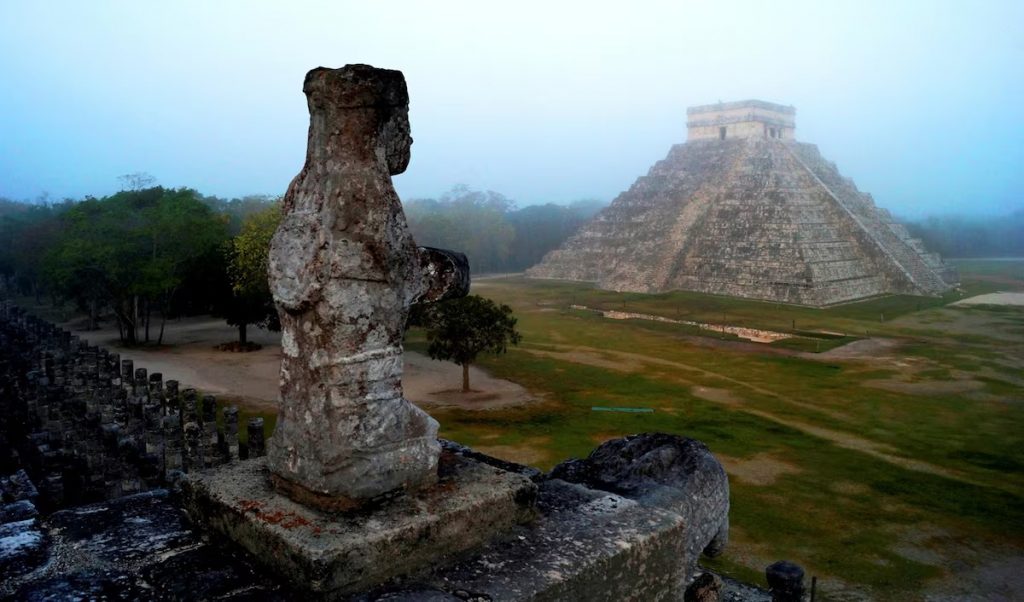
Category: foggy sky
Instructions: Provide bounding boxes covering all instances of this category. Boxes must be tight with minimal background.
[1,0,1021,218]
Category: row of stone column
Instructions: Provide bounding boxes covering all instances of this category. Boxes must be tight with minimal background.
[0,301,268,510]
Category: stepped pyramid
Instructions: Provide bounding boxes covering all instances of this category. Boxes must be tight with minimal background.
[527,100,958,306]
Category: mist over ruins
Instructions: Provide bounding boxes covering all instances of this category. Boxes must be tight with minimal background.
[528,100,958,306]
[1,3,1022,602]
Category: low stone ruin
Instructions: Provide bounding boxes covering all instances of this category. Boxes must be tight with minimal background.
[0,302,268,511]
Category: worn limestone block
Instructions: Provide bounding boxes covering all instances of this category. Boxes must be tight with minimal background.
[550,433,730,571]
[398,478,688,601]
[684,572,723,602]
[0,499,39,524]
[2,489,287,600]
[181,453,536,597]
[267,64,469,502]
[0,517,48,579]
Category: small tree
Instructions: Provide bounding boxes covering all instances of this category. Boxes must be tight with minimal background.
[421,295,522,392]
[223,202,282,346]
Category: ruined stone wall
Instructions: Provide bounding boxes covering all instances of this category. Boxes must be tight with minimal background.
[0,302,267,510]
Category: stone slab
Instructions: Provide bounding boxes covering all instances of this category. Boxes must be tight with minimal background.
[181,451,537,597]
[374,479,688,601]
[1,489,288,600]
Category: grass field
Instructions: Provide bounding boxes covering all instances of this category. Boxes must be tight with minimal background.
[418,259,1024,600]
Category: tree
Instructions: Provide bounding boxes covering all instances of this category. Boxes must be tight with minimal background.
[420,295,522,392]
[221,202,282,346]
[405,186,516,274]
[44,187,227,344]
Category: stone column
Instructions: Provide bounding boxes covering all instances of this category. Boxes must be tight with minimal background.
[165,379,180,413]
[766,561,806,602]
[247,417,265,458]
[221,405,239,462]
[121,359,133,387]
[200,395,218,467]
[266,65,469,504]
[182,388,202,472]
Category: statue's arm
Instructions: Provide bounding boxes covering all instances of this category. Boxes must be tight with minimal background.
[412,247,470,305]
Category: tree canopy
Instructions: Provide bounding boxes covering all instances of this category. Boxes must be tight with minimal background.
[419,295,522,392]
[43,187,228,343]
[220,201,282,346]
[405,186,604,274]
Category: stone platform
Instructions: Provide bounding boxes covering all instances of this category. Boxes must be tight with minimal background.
[180,451,537,597]
[381,478,689,601]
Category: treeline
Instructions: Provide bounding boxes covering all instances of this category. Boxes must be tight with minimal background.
[405,186,605,274]
[905,209,1024,258]
[0,185,281,345]
[0,182,603,345]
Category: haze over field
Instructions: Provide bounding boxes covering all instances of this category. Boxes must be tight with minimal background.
[1,0,1022,218]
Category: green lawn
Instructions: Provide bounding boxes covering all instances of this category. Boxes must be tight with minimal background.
[424,260,1024,600]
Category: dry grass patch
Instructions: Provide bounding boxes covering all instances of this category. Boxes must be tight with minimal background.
[863,378,985,396]
[718,452,803,486]
[474,437,553,466]
[691,385,743,407]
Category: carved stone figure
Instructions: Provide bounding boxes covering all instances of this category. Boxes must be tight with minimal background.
[549,433,730,570]
[267,65,468,504]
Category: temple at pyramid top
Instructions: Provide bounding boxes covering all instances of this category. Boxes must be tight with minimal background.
[687,100,796,141]
[527,102,958,307]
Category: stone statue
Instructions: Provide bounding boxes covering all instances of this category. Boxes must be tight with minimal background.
[267,65,469,505]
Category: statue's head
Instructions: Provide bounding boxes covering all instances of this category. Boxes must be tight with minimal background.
[303,64,413,175]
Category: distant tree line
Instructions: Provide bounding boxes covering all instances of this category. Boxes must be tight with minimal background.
[0,180,281,346]
[405,185,605,274]
[0,181,601,346]
[904,209,1024,258]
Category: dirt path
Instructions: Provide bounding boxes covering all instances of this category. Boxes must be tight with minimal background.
[522,343,996,490]
[46,314,536,413]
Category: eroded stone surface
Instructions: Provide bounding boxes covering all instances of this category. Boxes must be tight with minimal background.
[266,64,469,500]
[550,433,730,569]
[181,453,537,597]
[1,490,286,600]
[383,478,688,601]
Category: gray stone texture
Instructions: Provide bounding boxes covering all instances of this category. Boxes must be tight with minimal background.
[267,65,469,501]
[403,478,689,601]
[549,433,730,572]
[1,489,288,600]
[0,302,258,511]
[181,453,537,597]
[527,137,957,306]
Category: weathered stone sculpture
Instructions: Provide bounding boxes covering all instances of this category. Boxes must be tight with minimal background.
[267,65,469,503]
[550,433,730,570]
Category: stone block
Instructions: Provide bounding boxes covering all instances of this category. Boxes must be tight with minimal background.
[181,451,537,597]
[384,479,688,601]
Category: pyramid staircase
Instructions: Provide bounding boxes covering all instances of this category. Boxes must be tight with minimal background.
[528,138,956,306]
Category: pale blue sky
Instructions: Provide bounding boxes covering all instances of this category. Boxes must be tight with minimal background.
[1,0,1021,218]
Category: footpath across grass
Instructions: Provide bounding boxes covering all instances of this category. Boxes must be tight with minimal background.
[449,262,1024,600]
